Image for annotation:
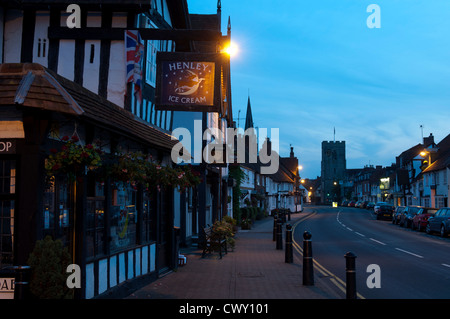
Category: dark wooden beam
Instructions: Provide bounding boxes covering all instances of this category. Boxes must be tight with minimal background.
[48,27,223,42]
[21,10,36,63]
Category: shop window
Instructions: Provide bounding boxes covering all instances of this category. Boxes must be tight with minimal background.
[0,199,14,268]
[110,183,138,253]
[86,179,106,259]
[142,191,156,244]
[0,159,15,269]
[42,176,72,247]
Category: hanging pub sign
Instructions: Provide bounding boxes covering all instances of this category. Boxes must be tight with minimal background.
[155,52,223,112]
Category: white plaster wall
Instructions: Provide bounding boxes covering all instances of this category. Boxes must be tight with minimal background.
[82,12,102,94]
[3,10,22,63]
[58,40,75,81]
[33,11,50,67]
[106,13,127,108]
[107,40,126,108]
[98,259,108,295]
[0,8,4,63]
[85,263,95,299]
[109,255,117,288]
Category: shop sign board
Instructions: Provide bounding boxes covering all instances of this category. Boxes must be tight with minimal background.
[155,52,224,113]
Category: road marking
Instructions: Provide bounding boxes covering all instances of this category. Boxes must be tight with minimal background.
[441,264,450,268]
[370,238,386,246]
[292,213,365,299]
[395,248,424,259]
[355,232,365,237]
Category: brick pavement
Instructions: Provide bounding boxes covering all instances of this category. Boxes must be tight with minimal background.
[125,209,342,299]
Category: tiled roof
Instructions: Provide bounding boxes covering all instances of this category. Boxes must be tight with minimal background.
[0,63,177,151]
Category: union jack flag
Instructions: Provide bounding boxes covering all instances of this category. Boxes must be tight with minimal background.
[125,30,144,103]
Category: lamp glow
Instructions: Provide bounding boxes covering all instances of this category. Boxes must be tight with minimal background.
[224,42,238,57]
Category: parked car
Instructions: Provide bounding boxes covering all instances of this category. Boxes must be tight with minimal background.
[426,207,450,237]
[366,202,375,210]
[348,201,356,207]
[376,204,395,220]
[412,207,438,231]
[392,206,405,224]
[374,202,387,214]
[360,201,369,209]
[399,206,422,228]
[341,200,349,207]
[355,201,363,208]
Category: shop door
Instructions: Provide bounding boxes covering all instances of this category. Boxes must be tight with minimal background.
[157,189,173,274]
[0,160,16,270]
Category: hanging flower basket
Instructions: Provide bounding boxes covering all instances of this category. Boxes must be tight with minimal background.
[109,151,202,191]
[109,151,148,186]
[45,135,103,181]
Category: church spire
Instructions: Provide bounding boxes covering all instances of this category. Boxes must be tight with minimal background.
[244,95,254,130]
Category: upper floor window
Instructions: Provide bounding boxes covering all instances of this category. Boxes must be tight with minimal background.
[144,19,175,87]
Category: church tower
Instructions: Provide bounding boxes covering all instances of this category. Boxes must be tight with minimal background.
[321,140,346,203]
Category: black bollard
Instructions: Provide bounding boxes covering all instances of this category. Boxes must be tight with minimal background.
[302,231,314,286]
[285,224,293,263]
[13,265,31,300]
[276,220,283,250]
[273,213,278,241]
[345,252,357,299]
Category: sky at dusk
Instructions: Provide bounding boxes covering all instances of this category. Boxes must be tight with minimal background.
[187,0,450,179]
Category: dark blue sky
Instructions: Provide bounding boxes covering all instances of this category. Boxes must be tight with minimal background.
[187,0,450,178]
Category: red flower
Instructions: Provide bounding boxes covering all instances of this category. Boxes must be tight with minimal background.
[61,145,68,151]
[86,144,93,149]
[71,135,79,142]
[61,136,69,141]
[50,148,57,154]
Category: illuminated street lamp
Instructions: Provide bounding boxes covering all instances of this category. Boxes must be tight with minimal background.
[223,41,239,57]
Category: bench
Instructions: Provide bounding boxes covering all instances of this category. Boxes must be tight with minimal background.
[201,225,227,259]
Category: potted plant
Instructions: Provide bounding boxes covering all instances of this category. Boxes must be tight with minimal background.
[212,219,236,251]
[241,218,251,230]
[27,236,73,299]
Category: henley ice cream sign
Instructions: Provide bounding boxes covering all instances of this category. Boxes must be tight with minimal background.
[156,53,222,112]
[162,61,215,106]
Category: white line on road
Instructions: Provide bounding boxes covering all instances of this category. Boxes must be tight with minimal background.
[369,238,386,246]
[355,232,365,237]
[441,264,450,268]
[395,248,424,259]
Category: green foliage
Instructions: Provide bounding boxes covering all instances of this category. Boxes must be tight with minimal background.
[27,236,73,299]
[229,165,246,223]
[109,151,202,191]
[212,219,236,251]
[45,135,102,181]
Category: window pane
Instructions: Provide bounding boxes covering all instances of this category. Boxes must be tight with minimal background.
[110,183,137,254]
[0,160,15,195]
[0,200,14,269]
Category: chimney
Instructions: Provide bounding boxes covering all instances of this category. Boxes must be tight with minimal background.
[423,133,434,147]
[290,146,294,158]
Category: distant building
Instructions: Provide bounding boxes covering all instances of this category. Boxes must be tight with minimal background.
[321,141,346,203]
